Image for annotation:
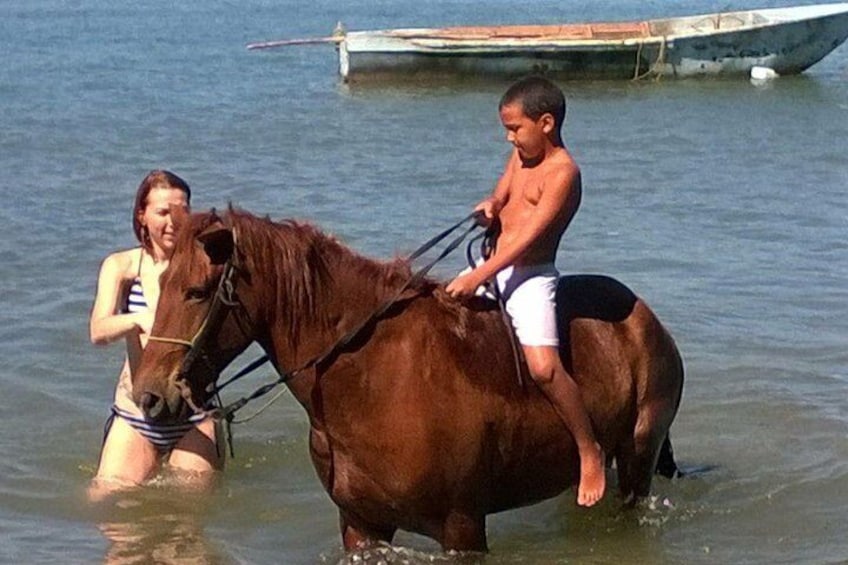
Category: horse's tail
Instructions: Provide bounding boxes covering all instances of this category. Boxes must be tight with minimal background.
[655,434,681,478]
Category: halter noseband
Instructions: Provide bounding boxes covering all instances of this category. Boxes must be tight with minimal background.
[145,212,485,424]
[147,228,242,411]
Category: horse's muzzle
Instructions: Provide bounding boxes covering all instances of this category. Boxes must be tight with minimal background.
[139,391,167,420]
[138,389,187,424]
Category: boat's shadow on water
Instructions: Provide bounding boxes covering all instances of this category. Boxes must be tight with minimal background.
[335,72,836,104]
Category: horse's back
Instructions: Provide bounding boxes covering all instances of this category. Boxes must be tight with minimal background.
[557,274,684,497]
[325,274,683,522]
[418,273,682,448]
[556,273,681,386]
[557,274,639,323]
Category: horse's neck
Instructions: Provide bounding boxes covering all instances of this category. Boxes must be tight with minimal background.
[254,225,405,372]
[313,248,407,333]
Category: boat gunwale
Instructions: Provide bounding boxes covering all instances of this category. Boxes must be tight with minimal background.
[341,2,848,51]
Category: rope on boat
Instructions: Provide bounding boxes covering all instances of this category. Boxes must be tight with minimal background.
[633,35,668,81]
[633,42,644,80]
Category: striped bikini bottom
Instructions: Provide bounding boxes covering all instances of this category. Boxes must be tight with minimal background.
[106,405,207,452]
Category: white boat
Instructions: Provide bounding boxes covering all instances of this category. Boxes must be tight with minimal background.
[247,3,848,81]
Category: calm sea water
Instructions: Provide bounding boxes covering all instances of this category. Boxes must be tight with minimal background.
[1,0,847,563]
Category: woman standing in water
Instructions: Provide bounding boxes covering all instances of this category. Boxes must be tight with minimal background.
[88,170,222,500]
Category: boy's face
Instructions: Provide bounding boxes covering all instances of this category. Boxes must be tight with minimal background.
[499,101,554,163]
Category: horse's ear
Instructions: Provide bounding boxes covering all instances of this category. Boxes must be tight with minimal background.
[197,223,234,266]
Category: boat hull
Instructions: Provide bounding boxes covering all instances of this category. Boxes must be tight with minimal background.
[337,4,848,81]
[665,11,848,76]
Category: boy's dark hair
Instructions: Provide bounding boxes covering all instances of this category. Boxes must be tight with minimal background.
[499,76,566,130]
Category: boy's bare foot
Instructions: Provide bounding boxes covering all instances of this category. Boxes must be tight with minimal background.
[577,443,606,507]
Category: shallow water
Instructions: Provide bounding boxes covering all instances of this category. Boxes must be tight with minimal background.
[1,0,847,563]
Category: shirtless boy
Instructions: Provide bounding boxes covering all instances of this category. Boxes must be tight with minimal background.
[446,76,605,507]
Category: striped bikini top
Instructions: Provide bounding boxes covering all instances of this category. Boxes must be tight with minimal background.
[126,279,147,313]
[125,249,148,313]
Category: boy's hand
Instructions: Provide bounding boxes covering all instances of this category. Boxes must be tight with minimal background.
[474,197,502,225]
[446,271,482,299]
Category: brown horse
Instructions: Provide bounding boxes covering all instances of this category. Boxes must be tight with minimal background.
[133,206,684,553]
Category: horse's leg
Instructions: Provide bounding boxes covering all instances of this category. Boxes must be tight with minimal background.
[618,303,684,503]
[618,405,674,505]
[440,510,488,553]
[614,436,638,504]
[616,433,680,502]
[339,510,396,551]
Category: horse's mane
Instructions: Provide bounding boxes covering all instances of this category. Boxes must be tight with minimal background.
[218,207,443,337]
[170,206,474,352]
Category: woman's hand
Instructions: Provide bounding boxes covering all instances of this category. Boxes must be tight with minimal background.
[135,312,155,335]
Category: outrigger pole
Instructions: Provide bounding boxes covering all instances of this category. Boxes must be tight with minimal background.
[246,23,345,50]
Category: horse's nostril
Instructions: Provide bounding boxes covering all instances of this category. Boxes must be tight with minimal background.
[140,392,164,419]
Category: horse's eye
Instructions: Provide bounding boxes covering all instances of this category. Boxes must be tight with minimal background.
[185,287,208,301]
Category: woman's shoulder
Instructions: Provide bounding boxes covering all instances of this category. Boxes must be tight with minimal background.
[100,247,143,280]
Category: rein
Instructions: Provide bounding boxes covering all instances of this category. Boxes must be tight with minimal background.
[160,212,485,426]
[468,219,526,388]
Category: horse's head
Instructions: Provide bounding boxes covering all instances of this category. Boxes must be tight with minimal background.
[133,208,256,424]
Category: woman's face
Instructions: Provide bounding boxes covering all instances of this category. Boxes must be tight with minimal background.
[138,187,189,254]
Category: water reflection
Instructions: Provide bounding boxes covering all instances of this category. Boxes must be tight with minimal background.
[93,482,228,565]
[99,516,221,565]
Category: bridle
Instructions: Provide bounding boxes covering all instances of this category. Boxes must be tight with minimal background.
[147,229,243,413]
[145,213,485,424]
